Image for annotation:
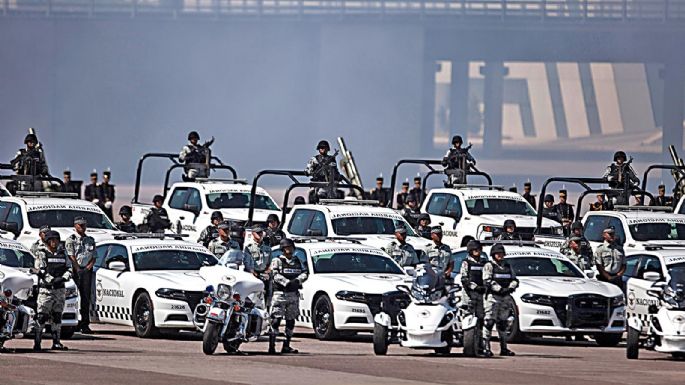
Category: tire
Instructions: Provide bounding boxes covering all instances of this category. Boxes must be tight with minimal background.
[202,322,220,355]
[313,295,339,340]
[61,326,76,340]
[505,304,527,343]
[671,352,685,360]
[463,327,478,357]
[133,292,160,338]
[626,328,639,360]
[373,323,389,356]
[434,330,453,355]
[595,333,622,347]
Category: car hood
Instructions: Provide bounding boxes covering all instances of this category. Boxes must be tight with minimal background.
[474,214,561,228]
[311,273,409,294]
[517,276,622,297]
[138,270,209,291]
[50,228,124,243]
[350,234,433,252]
[216,208,281,223]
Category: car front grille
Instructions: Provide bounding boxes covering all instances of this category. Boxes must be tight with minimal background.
[365,294,383,315]
[567,294,609,328]
[183,291,206,310]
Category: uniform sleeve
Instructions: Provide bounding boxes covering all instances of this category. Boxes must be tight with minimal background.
[197,227,208,244]
[304,157,317,175]
[296,260,309,284]
[179,145,190,162]
[603,166,614,180]
[271,259,290,287]
[34,250,46,270]
[243,252,255,273]
[559,239,571,255]
[508,266,519,290]
[65,236,76,257]
[460,261,470,287]
[441,149,452,167]
[483,263,502,293]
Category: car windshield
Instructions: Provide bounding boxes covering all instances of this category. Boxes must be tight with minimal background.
[332,216,418,236]
[465,198,535,216]
[312,252,403,274]
[628,222,685,241]
[0,247,34,269]
[507,257,584,278]
[451,251,468,274]
[668,263,685,287]
[132,250,218,271]
[27,210,115,229]
[206,192,278,210]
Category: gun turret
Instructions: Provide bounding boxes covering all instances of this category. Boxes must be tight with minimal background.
[337,137,364,199]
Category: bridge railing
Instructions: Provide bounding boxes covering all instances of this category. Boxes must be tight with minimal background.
[2,0,685,22]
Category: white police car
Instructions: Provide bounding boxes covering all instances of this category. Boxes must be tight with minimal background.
[277,238,410,340]
[91,234,248,338]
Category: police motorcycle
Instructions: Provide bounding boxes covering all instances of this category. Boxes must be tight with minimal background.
[0,266,35,351]
[627,270,685,360]
[373,263,460,355]
[193,269,270,355]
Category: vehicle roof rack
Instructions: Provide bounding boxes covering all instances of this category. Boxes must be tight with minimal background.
[291,236,367,245]
[612,205,674,213]
[14,191,79,199]
[643,241,685,250]
[193,178,248,185]
[317,198,380,206]
[451,184,504,191]
[478,239,539,247]
[113,233,188,241]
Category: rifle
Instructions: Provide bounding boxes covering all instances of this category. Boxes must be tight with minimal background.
[311,149,339,180]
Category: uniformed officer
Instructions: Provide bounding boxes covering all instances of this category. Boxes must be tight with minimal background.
[442,135,476,186]
[145,195,172,233]
[304,140,341,183]
[269,238,308,354]
[426,226,453,279]
[409,176,423,206]
[604,151,640,190]
[590,193,611,211]
[594,228,626,288]
[368,176,390,207]
[415,213,432,240]
[84,170,103,206]
[482,243,518,357]
[384,226,420,267]
[101,169,116,220]
[496,219,520,241]
[554,189,574,232]
[61,169,81,198]
[197,211,223,247]
[264,214,286,247]
[179,131,211,180]
[402,195,421,227]
[460,240,487,355]
[33,231,72,351]
[30,225,51,255]
[65,217,96,334]
[208,221,232,258]
[396,179,410,210]
[651,184,673,207]
[559,221,591,256]
[11,133,49,177]
[564,236,593,271]
[244,225,273,307]
[542,194,561,222]
[116,205,137,233]
[522,181,536,208]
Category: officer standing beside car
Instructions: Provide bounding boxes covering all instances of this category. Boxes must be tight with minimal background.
[244,225,274,308]
[66,216,96,335]
[197,211,223,248]
[269,238,308,354]
[426,226,453,280]
[594,227,626,288]
[482,243,518,357]
[521,181,536,208]
[384,226,420,267]
[460,240,487,356]
[209,221,235,260]
[33,231,72,351]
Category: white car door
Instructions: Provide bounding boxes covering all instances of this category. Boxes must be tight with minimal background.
[95,244,132,325]
[625,254,663,333]
[424,192,462,247]
[166,187,202,238]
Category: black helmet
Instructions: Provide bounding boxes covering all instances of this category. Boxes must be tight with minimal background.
[119,205,133,216]
[188,131,200,141]
[24,133,37,144]
[294,196,306,205]
[466,240,482,253]
[210,211,223,221]
[503,219,516,229]
[267,214,280,224]
[490,243,506,256]
[316,140,330,150]
[44,230,61,243]
[280,238,295,249]
[613,151,627,162]
[452,135,463,145]
[418,213,431,223]
[405,194,416,203]
[544,194,554,203]
[571,221,583,231]
[153,195,165,204]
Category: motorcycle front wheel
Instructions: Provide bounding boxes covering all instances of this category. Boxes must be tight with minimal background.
[203,322,220,355]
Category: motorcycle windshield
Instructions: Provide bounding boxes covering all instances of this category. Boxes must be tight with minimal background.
[410,264,442,302]
[666,264,685,309]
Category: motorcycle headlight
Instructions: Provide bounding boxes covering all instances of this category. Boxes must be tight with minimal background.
[335,290,367,303]
[65,287,79,300]
[216,284,233,302]
[521,293,554,307]
[155,288,186,301]
[611,294,625,308]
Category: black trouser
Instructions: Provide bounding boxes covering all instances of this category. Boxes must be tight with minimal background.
[77,269,93,327]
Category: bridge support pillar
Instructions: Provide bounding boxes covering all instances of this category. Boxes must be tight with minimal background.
[420,59,438,155]
[662,62,685,155]
[481,62,508,154]
[450,61,470,144]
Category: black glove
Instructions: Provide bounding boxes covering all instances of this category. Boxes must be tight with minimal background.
[52,277,66,286]
[285,279,301,291]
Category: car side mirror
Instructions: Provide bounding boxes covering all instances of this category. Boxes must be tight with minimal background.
[108,261,127,272]
[403,266,415,276]
[0,221,19,237]
[584,270,596,279]
[643,271,661,282]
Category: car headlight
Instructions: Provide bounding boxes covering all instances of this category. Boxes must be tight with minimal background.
[216,284,233,302]
[65,287,79,300]
[611,294,625,308]
[155,288,186,301]
[521,293,554,306]
[335,290,367,303]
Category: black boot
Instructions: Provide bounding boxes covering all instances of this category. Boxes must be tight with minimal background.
[51,329,68,351]
[281,337,298,354]
[268,332,277,355]
[500,349,515,356]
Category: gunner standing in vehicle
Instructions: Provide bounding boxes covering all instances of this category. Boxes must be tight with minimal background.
[415,213,432,240]
[482,243,518,357]
[65,217,96,335]
[179,131,212,180]
[460,240,487,355]
[396,179,410,210]
[244,225,273,308]
[384,226,420,267]
[145,195,172,233]
[553,189,574,234]
[603,151,639,205]
[521,181,536,208]
[197,211,223,247]
[442,135,476,186]
[495,219,520,241]
[369,175,390,207]
[264,214,286,247]
[116,205,138,233]
[594,227,626,288]
[11,133,49,177]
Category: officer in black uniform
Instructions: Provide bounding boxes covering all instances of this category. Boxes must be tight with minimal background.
[304,140,341,182]
[496,219,520,241]
[116,205,137,233]
[482,243,518,357]
[100,169,116,220]
[590,193,612,211]
[409,176,423,206]
[542,194,561,222]
[264,214,286,247]
[402,195,421,227]
[651,184,673,207]
[61,169,81,198]
[396,179,410,209]
[460,240,487,356]
[603,151,640,205]
[197,211,223,247]
[84,170,103,207]
[368,176,390,207]
[179,131,212,180]
[522,181,536,208]
[11,133,49,177]
[415,213,432,239]
[145,195,172,233]
[554,189,574,234]
[442,135,476,186]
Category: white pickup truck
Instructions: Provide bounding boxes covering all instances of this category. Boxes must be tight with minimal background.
[131,180,281,241]
[421,186,563,248]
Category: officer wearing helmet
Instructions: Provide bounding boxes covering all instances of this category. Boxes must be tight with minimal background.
[244,224,274,307]
[560,221,591,258]
[496,219,520,241]
[32,230,72,351]
[482,243,518,357]
[116,205,138,233]
[304,141,342,201]
[384,226,420,267]
[197,211,223,247]
[269,238,308,354]
[264,213,286,247]
[442,135,475,186]
[415,213,432,240]
[220,223,253,271]
[460,240,488,355]
[542,194,561,222]
[402,195,421,227]
[179,131,212,180]
[65,216,96,334]
[11,132,49,178]
[144,195,172,233]
[30,225,51,255]
[426,226,453,278]
[603,151,639,204]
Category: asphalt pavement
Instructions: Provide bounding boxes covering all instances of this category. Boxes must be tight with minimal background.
[2,325,684,385]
